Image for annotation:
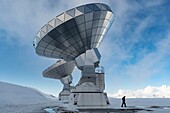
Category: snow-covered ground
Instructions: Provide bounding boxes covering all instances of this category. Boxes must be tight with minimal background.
[109,98,170,107]
[0,81,170,113]
[0,81,60,113]
[109,98,170,113]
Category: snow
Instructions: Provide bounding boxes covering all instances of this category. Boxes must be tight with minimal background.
[109,98,170,113]
[109,98,170,107]
[0,81,60,113]
[0,81,170,113]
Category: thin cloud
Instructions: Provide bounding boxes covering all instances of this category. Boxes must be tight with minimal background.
[100,0,170,82]
[110,85,170,98]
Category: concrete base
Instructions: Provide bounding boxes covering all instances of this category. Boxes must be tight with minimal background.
[69,82,109,108]
[77,92,109,106]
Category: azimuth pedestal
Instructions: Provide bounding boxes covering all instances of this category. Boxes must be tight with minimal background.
[70,48,109,107]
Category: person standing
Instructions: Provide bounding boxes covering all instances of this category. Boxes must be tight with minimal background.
[121,96,126,107]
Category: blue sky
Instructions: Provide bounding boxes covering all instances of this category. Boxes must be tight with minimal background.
[0,0,170,97]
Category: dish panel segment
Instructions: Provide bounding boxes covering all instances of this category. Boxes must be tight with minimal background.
[33,3,114,61]
[43,60,75,79]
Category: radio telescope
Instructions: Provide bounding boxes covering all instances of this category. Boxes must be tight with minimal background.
[43,60,75,100]
[33,3,114,108]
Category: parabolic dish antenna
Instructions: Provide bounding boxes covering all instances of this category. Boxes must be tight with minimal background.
[33,3,114,61]
[43,60,75,101]
[43,60,75,79]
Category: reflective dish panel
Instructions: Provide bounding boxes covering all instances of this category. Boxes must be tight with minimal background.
[43,60,75,79]
[33,3,114,61]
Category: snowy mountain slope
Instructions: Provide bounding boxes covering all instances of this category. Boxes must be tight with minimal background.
[30,87,56,99]
[0,81,60,113]
[0,81,56,103]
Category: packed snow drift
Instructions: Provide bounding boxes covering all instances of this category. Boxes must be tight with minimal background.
[0,81,59,113]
